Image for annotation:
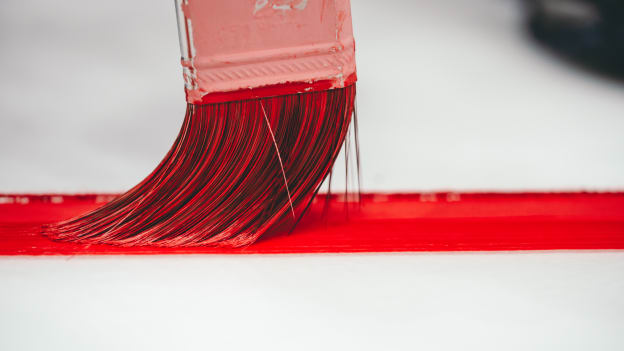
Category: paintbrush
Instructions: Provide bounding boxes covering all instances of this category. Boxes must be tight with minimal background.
[45,0,357,247]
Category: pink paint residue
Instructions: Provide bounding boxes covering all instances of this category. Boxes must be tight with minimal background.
[176,0,356,103]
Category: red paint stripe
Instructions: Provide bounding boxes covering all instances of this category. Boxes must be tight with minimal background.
[1,192,623,255]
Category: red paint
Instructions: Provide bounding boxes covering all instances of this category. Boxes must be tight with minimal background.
[195,75,356,104]
[1,192,623,255]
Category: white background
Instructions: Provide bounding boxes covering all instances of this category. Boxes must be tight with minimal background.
[1,0,623,192]
[2,252,624,350]
[1,1,623,350]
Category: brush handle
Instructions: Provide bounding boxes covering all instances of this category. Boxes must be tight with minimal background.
[174,0,356,104]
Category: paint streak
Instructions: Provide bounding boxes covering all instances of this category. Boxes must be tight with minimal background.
[2,192,623,255]
[294,0,308,10]
[254,0,269,14]
[256,0,309,13]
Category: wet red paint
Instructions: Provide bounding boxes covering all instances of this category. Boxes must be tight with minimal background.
[196,74,357,104]
[1,192,623,255]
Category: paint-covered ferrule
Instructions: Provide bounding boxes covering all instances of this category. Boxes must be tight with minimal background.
[175,0,357,104]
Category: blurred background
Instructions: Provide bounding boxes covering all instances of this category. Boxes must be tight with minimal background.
[1,0,623,193]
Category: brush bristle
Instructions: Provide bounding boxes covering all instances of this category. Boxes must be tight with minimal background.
[44,85,356,247]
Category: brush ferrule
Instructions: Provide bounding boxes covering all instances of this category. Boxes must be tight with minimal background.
[175,0,356,104]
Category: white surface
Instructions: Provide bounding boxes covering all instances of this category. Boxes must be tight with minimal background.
[1,1,623,350]
[2,252,624,351]
[0,0,623,192]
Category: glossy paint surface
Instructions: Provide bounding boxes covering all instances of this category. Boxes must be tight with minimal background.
[2,192,623,255]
